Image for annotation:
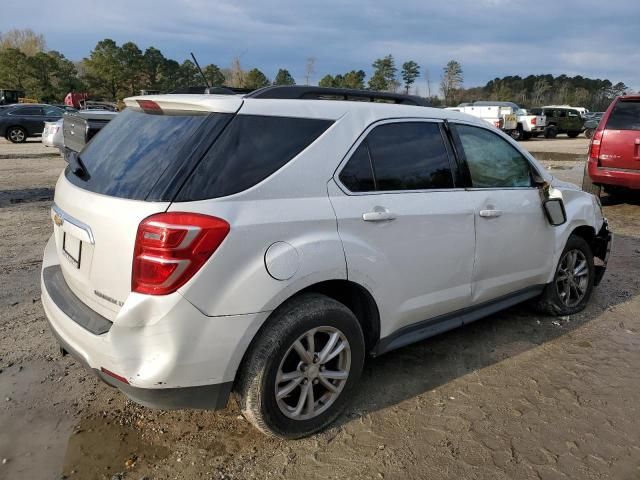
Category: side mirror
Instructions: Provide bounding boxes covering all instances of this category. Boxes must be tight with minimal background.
[543,198,567,226]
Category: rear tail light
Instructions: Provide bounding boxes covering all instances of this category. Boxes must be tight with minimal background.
[588,128,604,166]
[132,212,230,295]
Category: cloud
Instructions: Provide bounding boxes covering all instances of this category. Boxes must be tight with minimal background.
[2,0,638,90]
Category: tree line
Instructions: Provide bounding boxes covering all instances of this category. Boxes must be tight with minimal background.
[0,29,630,111]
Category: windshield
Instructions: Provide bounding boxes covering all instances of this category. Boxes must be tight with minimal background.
[65,108,218,200]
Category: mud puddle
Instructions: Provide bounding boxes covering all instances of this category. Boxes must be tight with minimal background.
[0,187,54,207]
[62,417,171,479]
[531,152,584,162]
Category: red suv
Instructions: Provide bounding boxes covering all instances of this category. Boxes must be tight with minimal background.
[583,95,640,195]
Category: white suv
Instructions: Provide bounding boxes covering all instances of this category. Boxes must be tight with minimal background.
[42,86,612,438]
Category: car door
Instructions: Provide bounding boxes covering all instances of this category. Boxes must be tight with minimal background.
[451,122,555,305]
[10,105,45,135]
[328,120,476,339]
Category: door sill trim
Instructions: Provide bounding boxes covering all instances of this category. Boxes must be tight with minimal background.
[373,285,544,356]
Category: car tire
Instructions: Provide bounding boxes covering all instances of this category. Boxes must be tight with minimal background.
[567,131,580,138]
[522,131,532,140]
[510,128,523,141]
[7,126,27,143]
[581,163,601,197]
[584,128,594,139]
[235,293,365,439]
[544,125,558,138]
[536,235,595,316]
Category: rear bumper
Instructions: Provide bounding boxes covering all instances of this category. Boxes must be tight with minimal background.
[41,236,268,410]
[588,159,640,189]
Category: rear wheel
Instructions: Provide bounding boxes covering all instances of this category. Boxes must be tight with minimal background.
[510,128,523,141]
[536,235,595,316]
[581,163,601,197]
[544,125,558,138]
[567,131,580,138]
[7,126,26,143]
[235,293,365,438]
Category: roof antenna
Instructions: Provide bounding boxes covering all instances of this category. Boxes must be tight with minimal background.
[190,52,211,89]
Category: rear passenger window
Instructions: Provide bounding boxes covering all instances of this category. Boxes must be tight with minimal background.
[455,124,532,188]
[606,100,640,130]
[11,106,42,116]
[339,122,454,192]
[339,142,375,192]
[177,115,333,200]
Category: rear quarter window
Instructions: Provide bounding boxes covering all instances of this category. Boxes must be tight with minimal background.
[176,115,333,200]
[606,100,640,130]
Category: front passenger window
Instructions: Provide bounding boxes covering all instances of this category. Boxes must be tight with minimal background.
[455,124,533,188]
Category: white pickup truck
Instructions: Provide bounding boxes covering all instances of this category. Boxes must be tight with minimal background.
[448,101,545,140]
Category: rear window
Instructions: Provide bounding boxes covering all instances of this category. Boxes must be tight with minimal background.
[606,100,640,131]
[175,115,333,201]
[65,108,215,200]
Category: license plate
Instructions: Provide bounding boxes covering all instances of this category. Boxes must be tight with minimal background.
[62,232,82,269]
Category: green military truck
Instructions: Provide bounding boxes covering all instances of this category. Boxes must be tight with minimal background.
[530,106,585,138]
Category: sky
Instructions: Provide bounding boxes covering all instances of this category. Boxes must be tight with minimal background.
[2,0,638,94]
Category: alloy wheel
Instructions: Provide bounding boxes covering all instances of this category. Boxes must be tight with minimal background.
[275,326,351,421]
[9,128,25,142]
[555,249,589,307]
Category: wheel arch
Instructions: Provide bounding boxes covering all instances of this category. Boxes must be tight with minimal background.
[233,279,381,389]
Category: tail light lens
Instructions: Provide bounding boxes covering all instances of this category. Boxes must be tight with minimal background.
[132,212,230,295]
[531,117,537,126]
[588,128,604,166]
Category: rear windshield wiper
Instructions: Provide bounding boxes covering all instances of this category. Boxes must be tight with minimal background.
[66,150,89,179]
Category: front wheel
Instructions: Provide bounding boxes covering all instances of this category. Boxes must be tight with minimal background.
[536,235,595,316]
[235,293,365,438]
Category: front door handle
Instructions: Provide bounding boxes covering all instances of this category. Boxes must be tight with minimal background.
[479,209,503,218]
[362,209,396,222]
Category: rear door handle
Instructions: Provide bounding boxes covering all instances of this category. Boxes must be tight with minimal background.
[479,209,503,218]
[362,209,396,222]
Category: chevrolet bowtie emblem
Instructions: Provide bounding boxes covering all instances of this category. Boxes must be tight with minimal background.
[53,213,64,227]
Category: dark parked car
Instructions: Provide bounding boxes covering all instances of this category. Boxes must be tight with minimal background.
[582,95,640,195]
[0,103,65,143]
[583,112,604,139]
[530,107,585,138]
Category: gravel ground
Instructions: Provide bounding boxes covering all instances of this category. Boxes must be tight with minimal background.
[1,136,639,480]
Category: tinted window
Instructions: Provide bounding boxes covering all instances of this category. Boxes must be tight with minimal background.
[606,100,640,130]
[11,106,43,116]
[177,115,333,200]
[456,124,532,188]
[365,122,453,191]
[66,108,211,200]
[44,105,63,116]
[339,142,375,192]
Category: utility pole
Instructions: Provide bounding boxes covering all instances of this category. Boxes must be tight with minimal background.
[425,67,432,98]
[305,57,316,86]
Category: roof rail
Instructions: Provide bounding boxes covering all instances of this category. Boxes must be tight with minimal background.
[246,85,431,107]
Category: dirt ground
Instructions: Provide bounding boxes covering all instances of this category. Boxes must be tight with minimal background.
[1,137,639,480]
